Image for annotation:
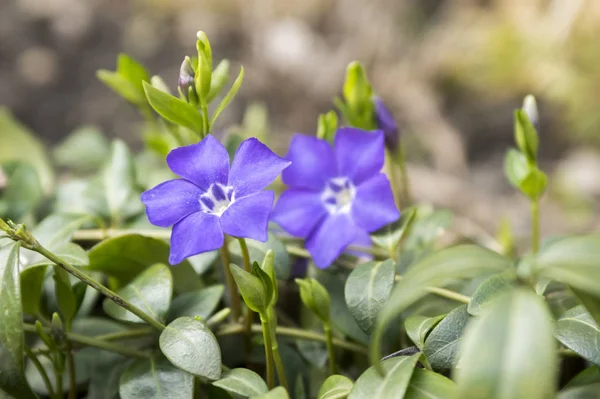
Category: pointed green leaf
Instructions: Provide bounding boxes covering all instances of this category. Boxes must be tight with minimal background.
[103,263,172,324]
[159,317,221,379]
[514,109,539,162]
[519,167,547,200]
[251,386,290,399]
[405,314,445,350]
[504,148,529,190]
[207,59,230,103]
[345,259,395,335]
[370,208,416,256]
[0,243,37,399]
[168,285,224,322]
[317,375,353,399]
[454,289,557,399]
[212,368,268,397]
[349,353,420,399]
[573,289,600,326]
[296,278,331,324]
[143,82,204,133]
[229,233,291,280]
[20,264,47,315]
[210,66,244,128]
[423,305,469,370]
[53,267,77,327]
[117,53,150,93]
[555,305,600,365]
[404,368,456,399]
[97,70,146,105]
[467,272,516,316]
[119,356,194,399]
[252,262,274,308]
[229,264,269,314]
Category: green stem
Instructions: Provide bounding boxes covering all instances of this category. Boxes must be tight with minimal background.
[31,243,166,332]
[385,148,403,210]
[324,322,337,375]
[94,327,154,342]
[217,324,368,355]
[206,308,231,328]
[66,341,76,399]
[201,103,210,136]
[531,199,540,255]
[25,347,55,398]
[394,275,470,304]
[396,142,412,204]
[237,238,255,360]
[55,361,64,399]
[23,324,151,358]
[219,242,242,321]
[260,315,275,389]
[272,343,289,391]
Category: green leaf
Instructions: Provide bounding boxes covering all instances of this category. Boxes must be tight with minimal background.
[504,148,529,189]
[558,383,600,399]
[229,233,291,280]
[207,59,230,103]
[555,305,600,365]
[53,125,110,173]
[119,356,194,399]
[317,375,353,399]
[20,264,47,315]
[250,386,290,399]
[0,107,54,193]
[519,167,547,200]
[159,317,221,380]
[514,109,539,162]
[143,82,204,133]
[0,162,44,220]
[404,368,456,399]
[349,353,420,399]
[467,272,516,316]
[573,289,600,325]
[168,285,224,322]
[212,368,268,397]
[229,264,270,314]
[423,305,469,370]
[405,314,445,350]
[97,70,147,105]
[453,288,557,399]
[345,259,395,335]
[370,208,417,256]
[535,234,600,300]
[103,263,172,324]
[86,234,200,293]
[372,245,510,369]
[565,366,600,388]
[296,278,331,324]
[210,66,244,128]
[253,262,274,308]
[117,53,150,94]
[0,243,37,399]
[53,267,77,327]
[261,250,278,305]
[87,360,128,399]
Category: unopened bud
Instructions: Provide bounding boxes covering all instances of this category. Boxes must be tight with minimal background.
[178,56,195,101]
[374,97,400,151]
[522,94,539,130]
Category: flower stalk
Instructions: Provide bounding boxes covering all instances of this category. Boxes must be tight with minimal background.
[324,322,337,375]
[219,242,242,321]
[237,237,255,360]
[260,314,275,389]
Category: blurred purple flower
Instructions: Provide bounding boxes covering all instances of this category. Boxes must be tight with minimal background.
[141,135,290,264]
[272,127,399,268]
[373,97,400,151]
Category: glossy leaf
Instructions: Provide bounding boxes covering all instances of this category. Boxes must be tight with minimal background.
[349,353,420,399]
[230,264,269,314]
[0,243,37,398]
[210,66,244,128]
[423,305,469,370]
[143,82,204,133]
[229,233,291,280]
[103,263,172,324]
[119,356,194,399]
[454,288,557,399]
[20,264,47,315]
[372,245,510,369]
[404,368,456,399]
[297,278,331,324]
[405,314,445,350]
[250,386,290,399]
[573,289,600,326]
[317,375,353,399]
[345,259,395,335]
[97,70,146,105]
[87,234,200,293]
[159,317,221,380]
[535,234,600,299]
[168,285,224,322]
[212,368,268,397]
[467,272,516,316]
[555,305,600,365]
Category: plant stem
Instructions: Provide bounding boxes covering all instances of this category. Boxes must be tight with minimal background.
[94,327,154,342]
[219,241,242,321]
[31,243,166,332]
[237,237,255,361]
[260,315,275,389]
[23,324,151,358]
[396,142,412,205]
[66,341,76,399]
[272,343,289,391]
[324,322,337,375]
[55,362,64,399]
[217,324,368,355]
[531,199,540,254]
[201,103,210,136]
[394,275,470,304]
[385,148,403,210]
[25,347,55,398]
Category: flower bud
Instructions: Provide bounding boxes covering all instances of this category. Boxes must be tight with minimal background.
[522,94,539,130]
[374,97,400,151]
[178,56,195,101]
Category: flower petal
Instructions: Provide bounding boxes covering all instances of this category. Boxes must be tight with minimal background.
[220,191,275,242]
[271,189,327,238]
[351,173,400,232]
[169,212,224,264]
[228,138,290,198]
[141,179,202,227]
[374,97,400,151]
[166,135,230,191]
[281,134,337,190]
[334,127,385,185]
[345,228,373,261]
[306,213,357,268]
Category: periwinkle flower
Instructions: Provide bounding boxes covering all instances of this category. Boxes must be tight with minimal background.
[271,127,399,268]
[141,135,290,264]
[373,97,400,151]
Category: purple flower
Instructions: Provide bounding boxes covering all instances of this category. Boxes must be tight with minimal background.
[271,127,400,268]
[374,97,400,151]
[141,135,290,264]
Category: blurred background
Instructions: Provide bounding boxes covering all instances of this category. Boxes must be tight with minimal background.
[1,0,599,242]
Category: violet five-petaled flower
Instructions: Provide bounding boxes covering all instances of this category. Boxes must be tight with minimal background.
[271,127,400,268]
[141,135,290,265]
[373,97,400,151]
